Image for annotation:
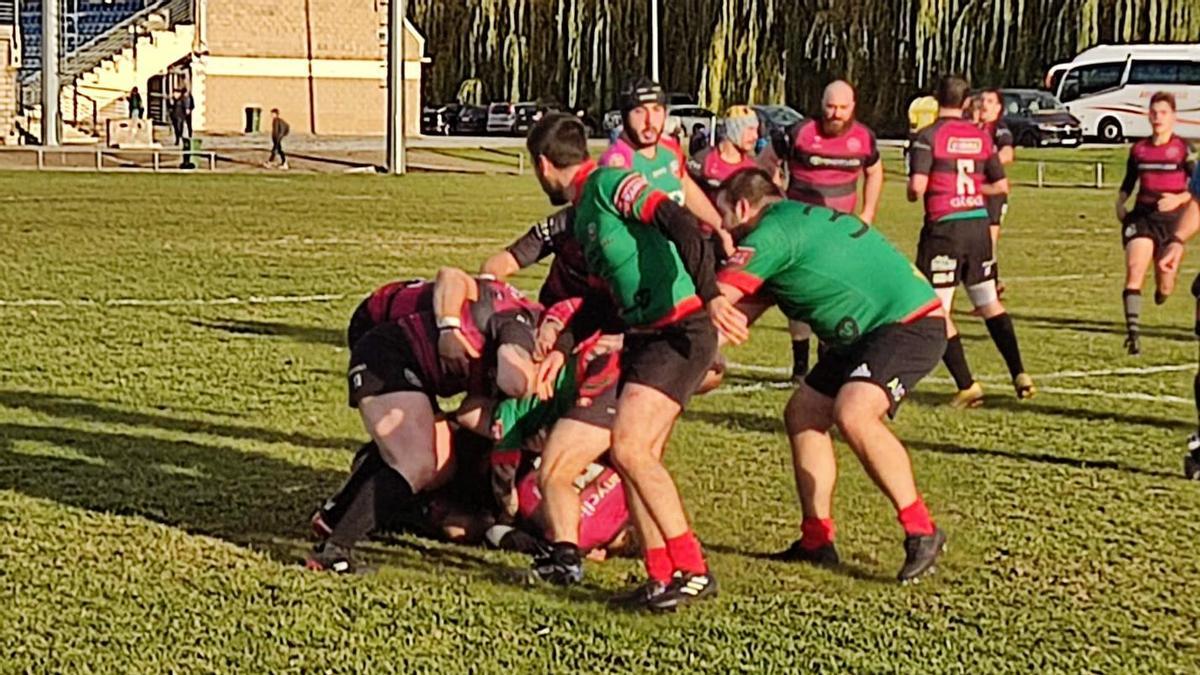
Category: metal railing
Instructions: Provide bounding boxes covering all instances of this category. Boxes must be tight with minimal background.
[1,146,219,172]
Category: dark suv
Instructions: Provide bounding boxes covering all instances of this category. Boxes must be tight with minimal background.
[1000,89,1083,148]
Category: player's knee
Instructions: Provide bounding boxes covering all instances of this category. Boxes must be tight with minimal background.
[608,442,651,475]
[832,387,888,440]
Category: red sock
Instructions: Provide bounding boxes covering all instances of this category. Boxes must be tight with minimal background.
[665,531,707,575]
[643,547,673,584]
[897,497,935,536]
[799,517,835,550]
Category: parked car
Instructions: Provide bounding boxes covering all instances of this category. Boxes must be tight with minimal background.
[453,104,488,135]
[1000,89,1083,147]
[512,103,545,135]
[668,105,716,138]
[751,104,804,138]
[421,104,458,135]
[602,109,622,134]
[487,101,532,135]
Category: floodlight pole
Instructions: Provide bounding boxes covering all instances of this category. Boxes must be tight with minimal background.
[385,0,407,175]
[650,0,659,82]
[41,0,59,146]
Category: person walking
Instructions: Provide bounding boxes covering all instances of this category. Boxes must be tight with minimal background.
[268,108,290,170]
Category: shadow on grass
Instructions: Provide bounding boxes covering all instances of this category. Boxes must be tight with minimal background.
[0,389,358,450]
[702,542,893,584]
[908,390,1193,433]
[0,419,619,605]
[190,319,345,347]
[1007,311,1195,342]
[908,438,1178,480]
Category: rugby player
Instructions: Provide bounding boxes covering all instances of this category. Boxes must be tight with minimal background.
[1188,165,1200,479]
[714,169,947,582]
[305,270,539,572]
[526,111,747,610]
[1115,92,1199,355]
[776,80,883,382]
[978,88,1015,295]
[600,78,725,231]
[687,105,766,199]
[908,75,1034,408]
[481,79,732,304]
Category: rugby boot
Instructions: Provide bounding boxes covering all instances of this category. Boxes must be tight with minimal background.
[1124,331,1141,356]
[608,577,669,609]
[531,542,584,586]
[304,541,355,574]
[769,539,840,567]
[646,571,719,612]
[1013,373,1037,400]
[897,528,946,583]
[949,382,985,409]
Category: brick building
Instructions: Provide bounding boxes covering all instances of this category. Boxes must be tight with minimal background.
[190,0,424,135]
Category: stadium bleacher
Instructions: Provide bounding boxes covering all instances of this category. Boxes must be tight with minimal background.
[19,0,151,75]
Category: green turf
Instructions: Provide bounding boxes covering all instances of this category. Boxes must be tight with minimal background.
[2,165,1199,672]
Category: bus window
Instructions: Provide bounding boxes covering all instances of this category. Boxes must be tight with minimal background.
[1060,62,1125,102]
[1129,60,1180,84]
[1178,62,1200,86]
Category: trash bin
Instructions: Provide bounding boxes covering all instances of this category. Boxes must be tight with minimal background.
[244,107,262,133]
[181,137,201,170]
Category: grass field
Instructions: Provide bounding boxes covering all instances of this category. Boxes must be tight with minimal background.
[2,165,1200,672]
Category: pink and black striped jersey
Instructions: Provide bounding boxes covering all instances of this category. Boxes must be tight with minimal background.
[908,117,1005,224]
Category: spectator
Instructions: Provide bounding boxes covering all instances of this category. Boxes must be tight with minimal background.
[169,90,185,145]
[179,87,195,139]
[688,123,710,156]
[267,108,290,170]
[128,87,143,119]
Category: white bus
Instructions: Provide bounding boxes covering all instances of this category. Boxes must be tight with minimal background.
[1046,44,1200,142]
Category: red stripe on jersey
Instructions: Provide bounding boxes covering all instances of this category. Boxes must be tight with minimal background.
[648,295,703,328]
[716,268,766,296]
[900,298,942,324]
[490,450,522,466]
[569,160,599,205]
[638,190,669,224]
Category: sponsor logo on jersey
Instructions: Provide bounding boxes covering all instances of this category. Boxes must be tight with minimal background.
[836,317,861,342]
[846,137,862,153]
[850,363,872,379]
[615,174,650,216]
[808,155,863,168]
[949,195,986,209]
[1167,145,1181,160]
[946,137,984,155]
[887,377,906,402]
[605,153,627,168]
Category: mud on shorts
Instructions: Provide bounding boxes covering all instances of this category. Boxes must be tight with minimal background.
[1122,204,1184,256]
[805,316,946,418]
[622,311,719,407]
[916,217,996,289]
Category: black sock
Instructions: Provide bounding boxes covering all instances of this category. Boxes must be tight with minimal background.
[792,338,810,377]
[1123,289,1142,335]
[328,459,415,550]
[1193,370,1200,430]
[942,335,975,390]
[321,441,384,528]
[984,313,1026,378]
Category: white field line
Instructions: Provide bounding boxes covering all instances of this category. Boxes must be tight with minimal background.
[708,380,1192,406]
[0,293,347,308]
[727,361,1194,382]
[720,362,1195,405]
